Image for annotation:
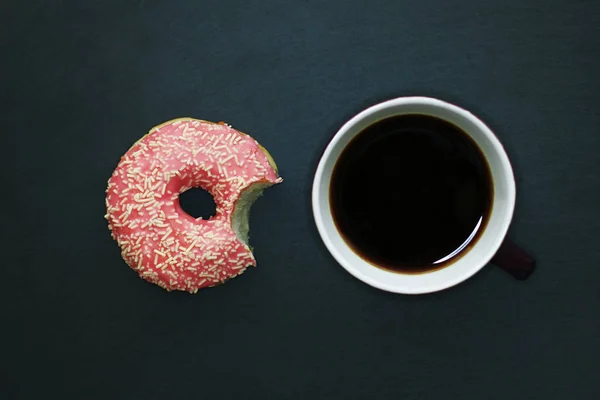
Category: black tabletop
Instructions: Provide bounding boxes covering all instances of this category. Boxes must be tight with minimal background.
[3,1,600,399]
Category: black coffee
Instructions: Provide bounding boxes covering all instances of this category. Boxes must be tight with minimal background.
[330,114,493,274]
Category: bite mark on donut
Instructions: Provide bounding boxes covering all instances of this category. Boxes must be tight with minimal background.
[231,181,274,246]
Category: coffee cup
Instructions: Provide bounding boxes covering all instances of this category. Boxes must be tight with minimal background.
[312,96,534,294]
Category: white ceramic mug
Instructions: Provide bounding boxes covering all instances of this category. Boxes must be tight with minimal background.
[312,96,518,294]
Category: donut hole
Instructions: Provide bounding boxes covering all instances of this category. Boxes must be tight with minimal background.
[178,187,217,220]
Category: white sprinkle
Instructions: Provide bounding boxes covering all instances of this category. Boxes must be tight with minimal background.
[185,238,198,254]
[161,228,172,241]
[134,197,154,203]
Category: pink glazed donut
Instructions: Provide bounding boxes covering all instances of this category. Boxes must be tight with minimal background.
[105,118,282,293]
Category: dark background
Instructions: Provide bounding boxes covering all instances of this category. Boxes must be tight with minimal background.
[2,0,599,399]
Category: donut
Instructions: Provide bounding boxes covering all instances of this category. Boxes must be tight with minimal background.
[105,118,282,293]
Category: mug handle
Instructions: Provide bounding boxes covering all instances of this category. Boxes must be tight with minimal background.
[491,239,536,280]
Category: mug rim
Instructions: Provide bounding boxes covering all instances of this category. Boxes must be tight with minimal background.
[311,96,516,294]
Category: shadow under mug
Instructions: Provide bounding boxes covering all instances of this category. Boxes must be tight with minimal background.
[312,97,535,294]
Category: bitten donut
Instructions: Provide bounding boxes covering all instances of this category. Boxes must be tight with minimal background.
[105,118,282,293]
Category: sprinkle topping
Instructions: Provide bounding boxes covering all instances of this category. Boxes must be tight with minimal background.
[105,118,280,293]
